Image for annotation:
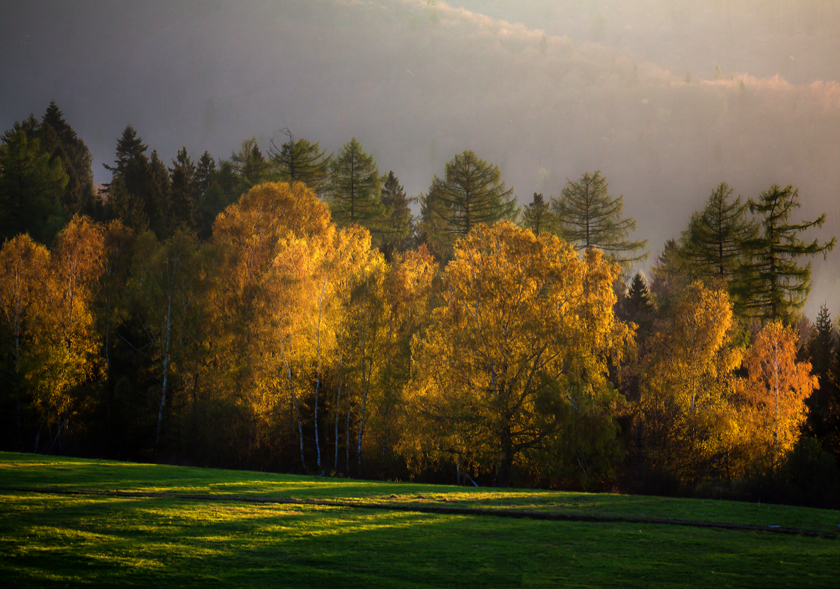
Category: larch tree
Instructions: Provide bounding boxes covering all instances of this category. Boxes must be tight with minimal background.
[268,127,331,195]
[552,170,647,266]
[736,184,835,322]
[679,182,755,288]
[404,222,631,487]
[421,150,517,259]
[378,171,414,261]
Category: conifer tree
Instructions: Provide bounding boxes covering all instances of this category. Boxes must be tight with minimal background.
[327,138,383,229]
[40,101,96,216]
[552,170,647,265]
[421,150,517,258]
[804,304,838,446]
[521,192,557,236]
[103,125,147,180]
[680,182,754,286]
[268,127,331,194]
[378,171,413,261]
[736,184,836,322]
[0,129,69,244]
[169,147,196,232]
[230,138,269,188]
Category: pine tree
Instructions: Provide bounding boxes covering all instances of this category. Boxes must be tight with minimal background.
[552,170,647,265]
[268,127,330,194]
[423,149,517,241]
[736,184,836,322]
[327,138,383,229]
[521,192,557,236]
[680,182,755,289]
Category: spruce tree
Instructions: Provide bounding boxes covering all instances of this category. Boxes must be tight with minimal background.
[327,138,383,229]
[680,182,755,286]
[552,170,647,265]
[40,101,96,215]
[230,138,269,188]
[268,127,330,194]
[378,171,414,260]
[736,184,835,322]
[423,149,517,239]
[103,125,147,179]
[0,129,69,243]
[169,147,196,231]
[521,192,557,236]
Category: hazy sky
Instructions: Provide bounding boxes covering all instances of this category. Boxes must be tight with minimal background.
[2,0,838,318]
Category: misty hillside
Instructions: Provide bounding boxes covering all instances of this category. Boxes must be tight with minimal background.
[1,0,837,314]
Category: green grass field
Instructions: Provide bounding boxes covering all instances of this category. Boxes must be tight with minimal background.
[1,453,838,587]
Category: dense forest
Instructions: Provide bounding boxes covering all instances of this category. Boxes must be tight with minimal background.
[1,102,838,507]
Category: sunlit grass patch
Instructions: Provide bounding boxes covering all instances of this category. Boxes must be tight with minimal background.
[1,453,838,587]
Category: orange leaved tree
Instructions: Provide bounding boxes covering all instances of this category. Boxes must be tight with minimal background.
[740,320,818,470]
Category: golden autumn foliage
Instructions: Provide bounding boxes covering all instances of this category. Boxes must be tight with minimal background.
[403,222,632,487]
[739,320,817,469]
[27,216,105,448]
[639,281,743,482]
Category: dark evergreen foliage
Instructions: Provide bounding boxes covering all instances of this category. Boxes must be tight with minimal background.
[268,127,331,194]
[552,170,647,265]
[327,137,383,229]
[736,184,835,322]
[378,171,414,261]
[521,192,557,236]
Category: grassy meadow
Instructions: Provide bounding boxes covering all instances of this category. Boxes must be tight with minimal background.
[1,453,838,588]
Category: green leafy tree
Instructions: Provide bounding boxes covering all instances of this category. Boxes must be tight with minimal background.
[552,170,647,265]
[521,192,557,236]
[736,184,836,322]
[269,127,331,194]
[327,138,383,230]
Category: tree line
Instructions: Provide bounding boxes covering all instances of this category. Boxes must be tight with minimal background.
[1,103,837,506]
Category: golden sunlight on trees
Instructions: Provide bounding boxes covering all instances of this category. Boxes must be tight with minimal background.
[639,281,742,483]
[0,234,50,450]
[29,216,104,452]
[403,222,632,487]
[740,320,818,470]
